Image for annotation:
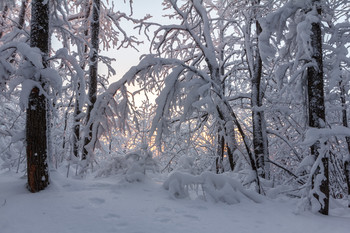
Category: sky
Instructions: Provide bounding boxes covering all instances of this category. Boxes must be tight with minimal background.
[104,0,167,82]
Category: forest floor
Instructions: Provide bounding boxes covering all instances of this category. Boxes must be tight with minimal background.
[0,169,350,233]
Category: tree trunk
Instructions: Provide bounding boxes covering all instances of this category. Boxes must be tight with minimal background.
[251,15,268,179]
[215,38,236,173]
[226,143,235,171]
[307,0,329,215]
[216,128,225,174]
[27,0,50,192]
[82,0,100,160]
[18,0,29,30]
[244,0,269,180]
[216,104,236,173]
[340,80,350,207]
[73,82,81,157]
[0,4,8,39]
[73,0,91,158]
[220,99,262,193]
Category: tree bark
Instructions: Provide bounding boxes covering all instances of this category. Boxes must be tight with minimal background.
[73,83,81,157]
[340,80,350,207]
[27,0,49,192]
[82,0,100,160]
[73,0,91,158]
[0,4,8,39]
[18,0,29,30]
[251,16,267,179]
[215,33,236,173]
[307,0,329,215]
[216,106,236,173]
[246,0,269,180]
[216,128,225,173]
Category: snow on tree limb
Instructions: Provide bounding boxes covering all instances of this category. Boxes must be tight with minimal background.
[258,0,309,62]
[303,126,350,146]
[86,53,215,151]
[0,42,66,110]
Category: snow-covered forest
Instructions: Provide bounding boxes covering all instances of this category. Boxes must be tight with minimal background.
[1,0,350,232]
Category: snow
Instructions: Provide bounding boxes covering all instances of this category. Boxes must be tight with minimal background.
[16,43,44,69]
[296,155,315,174]
[19,79,38,110]
[163,171,263,204]
[258,0,309,62]
[0,170,349,233]
[40,68,63,94]
[304,126,350,146]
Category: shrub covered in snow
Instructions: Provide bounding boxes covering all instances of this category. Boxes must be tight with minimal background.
[96,145,158,182]
[163,171,263,204]
[0,98,25,172]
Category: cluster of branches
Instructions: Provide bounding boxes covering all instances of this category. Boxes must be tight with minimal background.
[87,0,350,214]
[0,0,151,190]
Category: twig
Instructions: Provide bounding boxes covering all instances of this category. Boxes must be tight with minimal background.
[266,159,305,185]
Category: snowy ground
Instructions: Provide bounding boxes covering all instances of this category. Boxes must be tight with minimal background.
[1,169,350,233]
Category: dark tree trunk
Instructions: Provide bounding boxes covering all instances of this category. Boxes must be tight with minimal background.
[251,14,267,179]
[73,0,91,158]
[216,105,236,173]
[82,0,100,160]
[221,100,262,193]
[226,144,235,171]
[216,129,225,174]
[307,0,329,215]
[215,40,236,173]
[0,4,8,39]
[73,82,81,157]
[0,4,8,89]
[18,0,29,30]
[27,0,50,192]
[340,80,350,207]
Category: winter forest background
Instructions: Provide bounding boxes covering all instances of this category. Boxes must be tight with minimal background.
[1,0,350,230]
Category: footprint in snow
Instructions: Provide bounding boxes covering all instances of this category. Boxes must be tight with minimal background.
[183,214,199,221]
[62,183,71,188]
[155,206,172,213]
[116,221,128,227]
[89,197,105,205]
[155,217,172,223]
[188,204,208,210]
[104,213,121,219]
[72,205,84,210]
